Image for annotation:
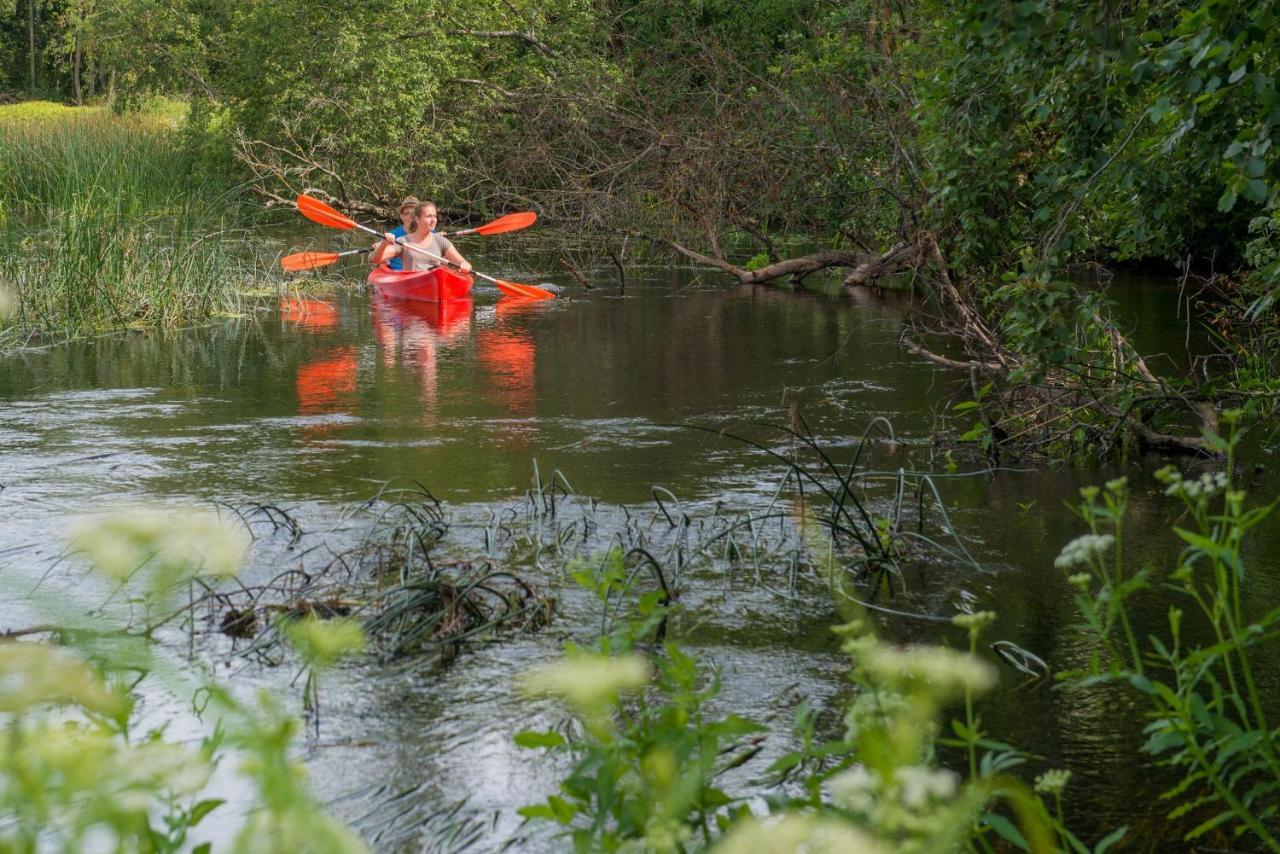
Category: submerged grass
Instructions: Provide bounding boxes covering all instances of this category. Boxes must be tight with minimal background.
[0,101,272,347]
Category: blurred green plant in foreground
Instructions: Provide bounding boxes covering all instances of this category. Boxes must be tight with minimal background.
[0,504,367,852]
[515,545,1059,852]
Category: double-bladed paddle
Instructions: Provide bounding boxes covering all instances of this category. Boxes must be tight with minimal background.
[292,195,555,300]
[445,210,537,238]
[281,210,537,271]
[281,247,368,271]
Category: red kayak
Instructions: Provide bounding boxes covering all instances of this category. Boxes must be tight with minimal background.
[367,264,473,302]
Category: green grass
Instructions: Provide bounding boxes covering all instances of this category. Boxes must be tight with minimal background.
[0,100,272,346]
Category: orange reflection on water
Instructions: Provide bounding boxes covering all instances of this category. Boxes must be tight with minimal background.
[280,297,339,330]
[476,329,535,416]
[371,295,474,425]
[296,347,358,416]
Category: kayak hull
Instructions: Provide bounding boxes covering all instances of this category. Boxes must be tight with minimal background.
[368,265,473,302]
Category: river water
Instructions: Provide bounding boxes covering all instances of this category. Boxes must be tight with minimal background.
[2,253,1277,849]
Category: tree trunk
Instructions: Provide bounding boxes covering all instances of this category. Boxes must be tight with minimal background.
[27,0,36,91]
[72,34,82,105]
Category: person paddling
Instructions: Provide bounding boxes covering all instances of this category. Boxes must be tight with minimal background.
[376,196,419,271]
[371,201,472,274]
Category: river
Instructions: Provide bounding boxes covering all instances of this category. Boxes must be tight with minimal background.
[2,250,1276,849]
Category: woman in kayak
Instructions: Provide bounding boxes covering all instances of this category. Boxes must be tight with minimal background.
[371,202,473,274]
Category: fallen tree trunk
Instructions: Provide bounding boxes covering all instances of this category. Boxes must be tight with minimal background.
[630,231,925,288]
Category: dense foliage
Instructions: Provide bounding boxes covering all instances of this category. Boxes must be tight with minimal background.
[5,2,1274,267]
[4,1,1280,432]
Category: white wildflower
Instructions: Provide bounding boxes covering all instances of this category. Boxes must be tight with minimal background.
[1053,533,1115,569]
[1163,470,1228,500]
[862,645,997,700]
[844,689,914,743]
[830,765,881,814]
[713,814,885,854]
[69,505,249,582]
[1035,768,1071,795]
[521,654,650,711]
[894,765,959,809]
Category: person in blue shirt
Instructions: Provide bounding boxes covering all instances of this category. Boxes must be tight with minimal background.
[379,196,419,271]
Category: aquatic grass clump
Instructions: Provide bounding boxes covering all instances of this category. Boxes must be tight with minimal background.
[185,489,552,674]
[0,200,268,342]
[0,102,271,345]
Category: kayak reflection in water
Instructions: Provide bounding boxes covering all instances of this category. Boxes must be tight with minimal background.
[371,201,472,274]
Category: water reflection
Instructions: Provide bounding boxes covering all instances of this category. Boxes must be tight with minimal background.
[476,323,535,417]
[371,295,473,426]
[295,346,359,447]
[280,296,339,330]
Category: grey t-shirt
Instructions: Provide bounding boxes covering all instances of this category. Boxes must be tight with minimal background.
[400,232,458,272]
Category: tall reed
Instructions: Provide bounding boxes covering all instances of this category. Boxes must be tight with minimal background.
[0,103,267,344]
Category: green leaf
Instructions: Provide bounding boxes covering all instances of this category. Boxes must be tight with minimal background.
[1218,187,1238,212]
[1127,673,1155,694]
[518,795,578,824]
[982,811,1030,850]
[1094,825,1128,853]
[515,730,566,749]
[767,752,803,774]
[704,714,765,739]
[701,787,731,808]
[188,799,224,826]
[1186,809,1235,840]
[1243,179,1269,203]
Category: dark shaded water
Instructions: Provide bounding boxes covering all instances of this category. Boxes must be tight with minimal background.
[2,257,1277,849]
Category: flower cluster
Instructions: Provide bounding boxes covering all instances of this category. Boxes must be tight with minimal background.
[861,644,998,701]
[1067,572,1092,591]
[716,814,884,854]
[951,610,996,632]
[69,505,249,585]
[1053,533,1115,569]
[1155,466,1228,500]
[828,763,961,837]
[521,654,650,713]
[1035,768,1072,796]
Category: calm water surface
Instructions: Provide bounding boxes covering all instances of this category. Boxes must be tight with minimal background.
[2,258,1276,849]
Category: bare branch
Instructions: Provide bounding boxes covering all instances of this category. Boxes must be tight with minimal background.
[398,28,559,57]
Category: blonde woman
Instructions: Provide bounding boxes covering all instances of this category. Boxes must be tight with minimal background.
[371,202,472,273]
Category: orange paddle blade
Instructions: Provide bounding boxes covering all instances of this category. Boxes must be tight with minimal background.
[472,211,537,236]
[496,280,556,301]
[281,251,341,271]
[296,194,359,230]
